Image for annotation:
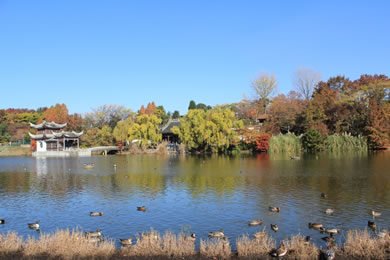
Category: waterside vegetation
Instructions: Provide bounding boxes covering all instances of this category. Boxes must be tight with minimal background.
[0,228,388,259]
[0,73,389,154]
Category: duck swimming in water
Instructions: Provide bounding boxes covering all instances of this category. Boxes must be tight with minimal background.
[83,163,94,169]
[368,221,376,229]
[269,207,280,212]
[308,223,323,229]
[137,206,146,212]
[85,229,102,238]
[0,219,4,224]
[28,221,39,229]
[325,208,334,215]
[248,219,263,226]
[372,210,381,217]
[90,212,103,216]
[271,224,279,232]
[208,229,224,238]
[119,238,132,246]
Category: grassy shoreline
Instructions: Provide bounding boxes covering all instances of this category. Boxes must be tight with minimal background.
[0,146,31,157]
[0,229,388,260]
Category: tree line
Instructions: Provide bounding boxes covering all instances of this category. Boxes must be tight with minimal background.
[0,70,389,152]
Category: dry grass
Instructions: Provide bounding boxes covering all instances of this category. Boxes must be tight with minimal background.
[120,230,195,257]
[200,238,231,259]
[23,229,115,259]
[343,229,389,259]
[283,234,319,260]
[236,233,275,257]
[0,232,23,253]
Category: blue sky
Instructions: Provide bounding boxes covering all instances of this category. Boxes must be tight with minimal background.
[0,1,389,114]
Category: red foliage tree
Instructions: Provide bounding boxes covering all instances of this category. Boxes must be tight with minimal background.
[139,105,146,115]
[44,104,69,124]
[30,139,37,152]
[255,134,270,152]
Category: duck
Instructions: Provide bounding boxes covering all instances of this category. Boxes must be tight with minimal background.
[269,207,280,212]
[304,236,311,245]
[320,227,339,235]
[271,224,279,232]
[290,156,300,160]
[368,221,376,229]
[308,223,323,229]
[271,242,287,257]
[253,230,266,240]
[0,219,4,224]
[321,193,328,198]
[185,233,196,242]
[325,208,334,215]
[119,238,132,246]
[28,221,39,229]
[90,212,103,216]
[137,206,146,212]
[248,219,263,226]
[322,233,336,243]
[376,231,388,238]
[85,229,102,238]
[208,229,224,238]
[83,163,94,169]
[324,245,335,260]
[372,210,381,217]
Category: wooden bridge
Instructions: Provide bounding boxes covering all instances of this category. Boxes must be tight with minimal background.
[88,146,120,155]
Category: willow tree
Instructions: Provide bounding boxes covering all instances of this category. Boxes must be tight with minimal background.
[172,108,243,153]
[128,114,162,149]
[113,117,134,144]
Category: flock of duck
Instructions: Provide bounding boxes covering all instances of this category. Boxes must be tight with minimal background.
[2,164,387,260]
[203,193,388,259]
[0,195,388,259]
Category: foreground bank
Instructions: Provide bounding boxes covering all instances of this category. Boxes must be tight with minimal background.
[0,229,388,259]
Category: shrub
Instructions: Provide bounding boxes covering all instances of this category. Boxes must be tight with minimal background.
[302,128,323,152]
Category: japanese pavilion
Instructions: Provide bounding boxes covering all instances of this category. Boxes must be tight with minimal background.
[29,121,83,152]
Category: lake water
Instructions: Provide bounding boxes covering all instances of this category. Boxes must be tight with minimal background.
[0,152,389,250]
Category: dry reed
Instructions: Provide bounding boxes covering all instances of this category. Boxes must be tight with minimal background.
[283,234,319,260]
[0,231,23,253]
[120,230,195,257]
[200,238,231,259]
[236,233,275,257]
[23,229,115,259]
[343,229,389,259]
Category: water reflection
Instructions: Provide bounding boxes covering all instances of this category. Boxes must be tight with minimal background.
[0,151,389,249]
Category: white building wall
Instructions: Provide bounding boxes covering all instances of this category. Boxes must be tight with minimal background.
[37,141,47,152]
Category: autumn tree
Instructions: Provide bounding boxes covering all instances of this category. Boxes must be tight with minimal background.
[266,91,305,134]
[128,114,162,149]
[96,125,114,146]
[113,117,134,144]
[172,107,243,153]
[251,72,278,114]
[145,102,157,115]
[44,104,69,124]
[293,67,322,100]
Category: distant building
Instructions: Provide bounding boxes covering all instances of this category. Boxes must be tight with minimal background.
[161,118,180,143]
[29,121,83,152]
[257,114,268,126]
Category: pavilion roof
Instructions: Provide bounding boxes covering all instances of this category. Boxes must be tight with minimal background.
[29,130,83,140]
[161,119,180,134]
[29,121,67,129]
